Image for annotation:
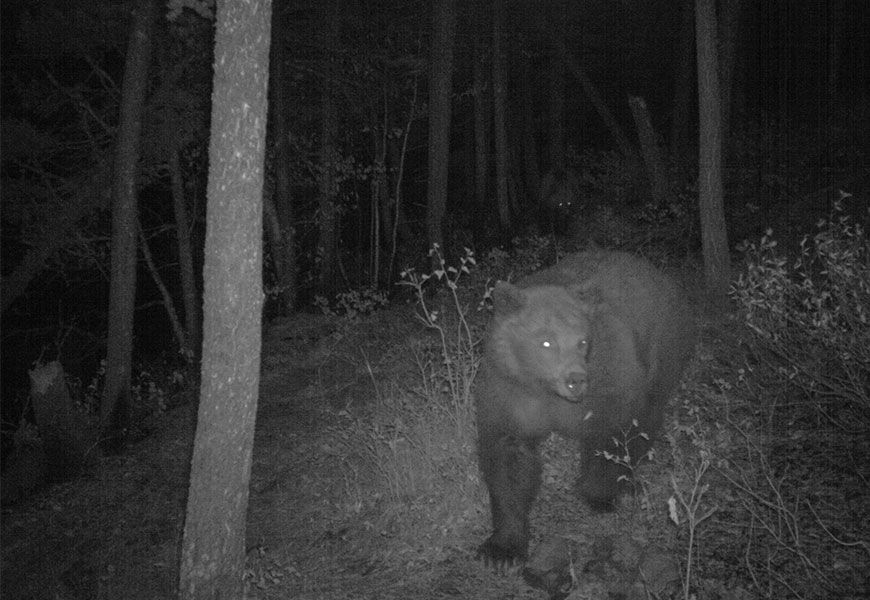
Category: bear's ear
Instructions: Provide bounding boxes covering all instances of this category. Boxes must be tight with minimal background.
[491,281,526,314]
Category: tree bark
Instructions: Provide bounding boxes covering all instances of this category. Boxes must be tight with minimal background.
[169,144,201,356]
[101,0,156,440]
[425,0,457,259]
[491,0,511,235]
[695,0,731,301]
[177,0,270,597]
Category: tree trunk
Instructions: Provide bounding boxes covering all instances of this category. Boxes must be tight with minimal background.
[717,0,742,143]
[547,22,566,172]
[169,144,201,356]
[491,0,511,235]
[0,171,109,315]
[520,62,540,218]
[316,1,340,297]
[177,0,270,597]
[267,8,297,314]
[386,113,415,283]
[544,31,637,165]
[30,361,98,482]
[425,0,457,259]
[139,218,187,352]
[101,0,156,441]
[695,0,731,302]
[472,4,490,242]
[628,95,669,205]
[316,86,339,297]
[671,0,695,168]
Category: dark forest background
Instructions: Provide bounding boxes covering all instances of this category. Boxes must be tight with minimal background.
[2,0,868,487]
[2,1,870,598]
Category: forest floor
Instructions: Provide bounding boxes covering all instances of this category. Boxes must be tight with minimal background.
[2,245,867,599]
[0,277,706,600]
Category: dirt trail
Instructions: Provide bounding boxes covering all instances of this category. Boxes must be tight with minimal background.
[2,311,681,599]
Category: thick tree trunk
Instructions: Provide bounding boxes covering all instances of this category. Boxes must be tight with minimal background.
[491,0,511,235]
[177,0,270,597]
[425,0,457,259]
[169,144,201,356]
[101,0,156,440]
[695,0,731,301]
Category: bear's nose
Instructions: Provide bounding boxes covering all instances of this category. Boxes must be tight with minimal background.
[564,372,588,397]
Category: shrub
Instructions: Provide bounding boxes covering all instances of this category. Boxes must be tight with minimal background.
[731,200,870,430]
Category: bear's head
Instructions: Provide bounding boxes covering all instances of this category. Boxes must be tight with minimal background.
[490,282,592,402]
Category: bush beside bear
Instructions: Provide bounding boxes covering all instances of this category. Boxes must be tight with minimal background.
[475,249,697,567]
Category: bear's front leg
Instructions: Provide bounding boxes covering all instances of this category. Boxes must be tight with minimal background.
[477,432,542,571]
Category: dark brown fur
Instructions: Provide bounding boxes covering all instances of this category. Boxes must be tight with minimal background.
[476,250,696,567]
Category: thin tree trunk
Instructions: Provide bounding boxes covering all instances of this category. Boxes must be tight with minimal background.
[425,0,457,259]
[628,95,669,205]
[671,0,695,168]
[696,0,730,301]
[138,219,187,352]
[268,8,297,313]
[544,31,636,164]
[101,0,156,440]
[386,93,415,285]
[169,144,200,356]
[317,0,340,297]
[520,63,540,216]
[316,86,339,297]
[0,173,109,315]
[177,0,270,596]
[492,0,511,234]
[472,4,490,242]
[547,17,566,172]
[718,0,742,143]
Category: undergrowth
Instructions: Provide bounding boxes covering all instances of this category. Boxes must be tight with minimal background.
[714,199,870,598]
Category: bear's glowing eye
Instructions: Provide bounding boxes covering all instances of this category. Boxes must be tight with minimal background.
[542,340,552,349]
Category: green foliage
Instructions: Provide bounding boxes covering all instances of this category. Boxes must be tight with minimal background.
[731,200,870,428]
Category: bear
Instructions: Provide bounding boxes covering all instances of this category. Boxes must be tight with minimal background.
[539,168,582,235]
[475,249,696,568]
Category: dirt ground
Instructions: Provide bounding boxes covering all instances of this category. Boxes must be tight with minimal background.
[2,309,691,600]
